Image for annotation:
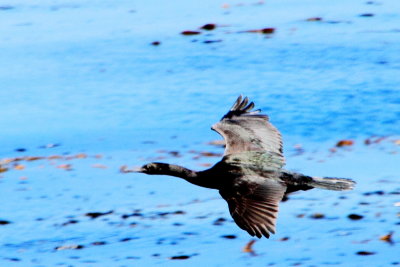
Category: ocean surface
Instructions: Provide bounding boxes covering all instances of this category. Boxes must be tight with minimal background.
[1,0,399,266]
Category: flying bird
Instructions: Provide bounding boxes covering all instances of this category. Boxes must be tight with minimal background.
[135,96,355,238]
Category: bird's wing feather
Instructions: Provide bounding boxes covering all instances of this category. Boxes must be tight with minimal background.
[219,178,286,238]
[223,151,285,171]
[212,95,283,159]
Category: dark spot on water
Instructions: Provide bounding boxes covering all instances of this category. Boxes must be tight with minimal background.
[152,253,161,257]
[0,6,14,10]
[4,257,20,262]
[126,256,140,260]
[15,148,27,152]
[221,235,237,239]
[62,219,79,226]
[0,220,11,225]
[121,212,143,219]
[377,60,388,65]
[55,244,84,251]
[203,40,222,44]
[173,222,183,226]
[168,151,181,157]
[151,41,161,46]
[310,213,325,219]
[279,237,290,241]
[81,260,97,264]
[306,17,323,21]
[200,23,216,30]
[91,241,107,246]
[348,214,364,220]
[39,143,60,149]
[85,210,113,219]
[142,140,156,144]
[356,251,375,255]
[363,190,385,196]
[359,13,374,17]
[170,255,190,260]
[174,210,185,215]
[183,232,198,236]
[120,237,134,242]
[213,217,227,225]
[156,210,185,217]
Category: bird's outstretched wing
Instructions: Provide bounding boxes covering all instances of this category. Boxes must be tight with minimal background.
[212,95,283,160]
[219,178,286,238]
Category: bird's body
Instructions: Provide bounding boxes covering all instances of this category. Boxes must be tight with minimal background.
[136,96,355,238]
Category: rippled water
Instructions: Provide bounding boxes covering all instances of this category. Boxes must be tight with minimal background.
[1,0,399,266]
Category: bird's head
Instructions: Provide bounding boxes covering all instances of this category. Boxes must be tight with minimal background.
[134,162,168,175]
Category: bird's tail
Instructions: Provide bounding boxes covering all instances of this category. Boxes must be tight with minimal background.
[308,176,356,191]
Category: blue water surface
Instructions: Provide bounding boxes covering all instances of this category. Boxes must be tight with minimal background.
[1,0,399,266]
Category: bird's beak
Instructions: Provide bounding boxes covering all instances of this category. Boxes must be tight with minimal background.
[132,166,144,172]
[120,165,143,173]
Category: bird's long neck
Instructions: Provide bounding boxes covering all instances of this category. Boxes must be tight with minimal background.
[151,163,217,189]
[156,163,197,179]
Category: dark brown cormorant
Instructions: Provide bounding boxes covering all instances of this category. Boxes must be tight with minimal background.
[135,96,355,238]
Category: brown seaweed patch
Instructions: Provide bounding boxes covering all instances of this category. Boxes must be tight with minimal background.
[336,140,354,147]
[243,239,256,255]
[181,30,201,36]
[380,231,394,244]
[241,28,275,34]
